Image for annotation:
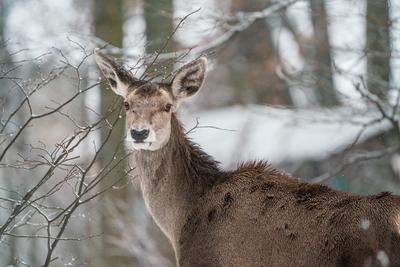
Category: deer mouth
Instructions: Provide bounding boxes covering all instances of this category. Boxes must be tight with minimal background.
[129,141,154,151]
[133,141,152,145]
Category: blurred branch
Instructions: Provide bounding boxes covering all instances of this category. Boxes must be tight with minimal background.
[310,77,400,184]
[311,145,400,184]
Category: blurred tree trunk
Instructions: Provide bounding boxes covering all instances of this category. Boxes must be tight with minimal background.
[366,0,390,99]
[221,0,293,106]
[309,0,339,106]
[143,0,175,78]
[279,13,319,107]
[94,1,132,267]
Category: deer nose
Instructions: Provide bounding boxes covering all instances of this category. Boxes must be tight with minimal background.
[131,129,150,142]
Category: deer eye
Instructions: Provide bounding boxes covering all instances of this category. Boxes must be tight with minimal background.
[164,104,172,112]
[124,101,130,110]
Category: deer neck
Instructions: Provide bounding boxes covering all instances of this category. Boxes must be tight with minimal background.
[132,114,224,244]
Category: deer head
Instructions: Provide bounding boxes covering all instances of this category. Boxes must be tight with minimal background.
[94,50,207,151]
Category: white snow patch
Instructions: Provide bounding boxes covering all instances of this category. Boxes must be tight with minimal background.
[180,105,391,168]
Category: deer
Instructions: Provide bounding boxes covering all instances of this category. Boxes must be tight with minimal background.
[94,50,400,267]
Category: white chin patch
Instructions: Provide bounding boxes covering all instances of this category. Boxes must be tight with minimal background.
[130,142,152,151]
[126,140,163,151]
[126,128,159,151]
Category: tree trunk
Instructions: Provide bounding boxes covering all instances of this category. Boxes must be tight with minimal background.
[94,1,132,266]
[219,0,293,106]
[143,0,176,78]
[309,0,340,106]
[366,0,390,99]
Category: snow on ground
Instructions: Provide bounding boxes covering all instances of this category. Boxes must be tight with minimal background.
[180,105,391,168]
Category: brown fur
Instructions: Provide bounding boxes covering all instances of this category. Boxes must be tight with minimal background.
[135,115,400,267]
[94,51,400,267]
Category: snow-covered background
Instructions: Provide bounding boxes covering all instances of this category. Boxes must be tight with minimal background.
[1,0,400,266]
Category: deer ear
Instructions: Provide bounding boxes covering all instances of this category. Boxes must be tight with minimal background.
[94,49,135,98]
[171,57,207,100]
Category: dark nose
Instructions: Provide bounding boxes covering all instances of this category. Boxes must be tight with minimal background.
[131,129,149,142]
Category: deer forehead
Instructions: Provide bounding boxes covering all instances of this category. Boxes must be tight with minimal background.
[126,85,173,109]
